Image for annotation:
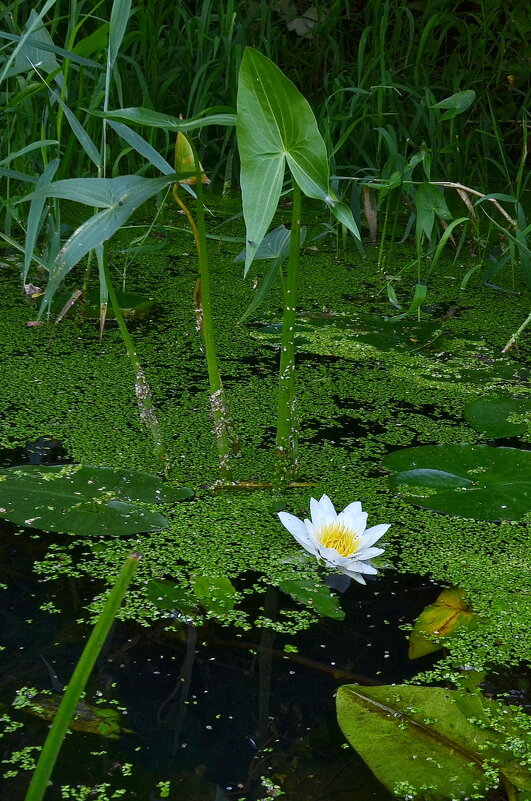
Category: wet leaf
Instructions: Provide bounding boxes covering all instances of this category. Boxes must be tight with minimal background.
[0,464,192,535]
[21,693,129,739]
[409,587,479,659]
[147,579,197,615]
[279,579,345,620]
[382,444,531,520]
[337,684,530,799]
[464,397,531,439]
[192,575,238,615]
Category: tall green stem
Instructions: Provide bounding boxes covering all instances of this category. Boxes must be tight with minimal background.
[24,552,141,801]
[101,248,169,471]
[275,181,302,488]
[173,147,235,481]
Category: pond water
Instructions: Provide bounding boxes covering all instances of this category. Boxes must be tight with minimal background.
[0,201,530,800]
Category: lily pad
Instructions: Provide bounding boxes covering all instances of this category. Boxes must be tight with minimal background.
[253,312,442,355]
[0,464,193,535]
[336,684,531,799]
[464,397,531,438]
[382,444,531,520]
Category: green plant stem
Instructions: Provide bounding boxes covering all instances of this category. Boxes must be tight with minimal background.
[274,181,302,489]
[24,552,141,801]
[174,150,235,482]
[101,249,169,472]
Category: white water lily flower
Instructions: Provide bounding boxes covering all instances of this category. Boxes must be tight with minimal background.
[278,494,390,585]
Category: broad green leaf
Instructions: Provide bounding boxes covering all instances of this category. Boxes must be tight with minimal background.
[464,397,531,438]
[337,684,529,799]
[409,587,479,659]
[146,580,197,615]
[100,106,236,132]
[279,579,345,620]
[236,225,307,322]
[432,90,476,121]
[9,9,61,79]
[20,174,178,312]
[390,283,427,320]
[0,0,57,85]
[73,22,109,58]
[235,225,293,262]
[382,444,531,520]
[0,464,192,536]
[415,183,452,240]
[0,28,100,79]
[192,575,238,615]
[21,693,128,739]
[237,47,358,275]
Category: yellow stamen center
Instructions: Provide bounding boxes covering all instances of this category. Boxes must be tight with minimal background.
[317,520,359,557]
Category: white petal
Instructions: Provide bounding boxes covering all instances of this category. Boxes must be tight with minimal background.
[355,547,385,561]
[278,511,320,557]
[315,543,343,566]
[359,523,390,549]
[341,501,362,518]
[343,510,368,537]
[342,568,366,585]
[311,494,336,528]
[355,561,379,575]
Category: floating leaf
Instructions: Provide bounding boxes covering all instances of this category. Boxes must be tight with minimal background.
[146,579,197,616]
[21,693,129,739]
[382,444,531,521]
[192,575,238,615]
[464,397,531,439]
[279,578,345,620]
[0,464,193,535]
[409,587,479,659]
[336,684,530,799]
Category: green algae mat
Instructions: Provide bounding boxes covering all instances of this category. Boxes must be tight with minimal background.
[0,201,530,679]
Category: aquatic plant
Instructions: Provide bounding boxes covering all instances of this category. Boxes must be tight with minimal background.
[23,551,141,801]
[278,494,389,585]
[336,682,531,800]
[236,47,360,486]
[172,132,237,480]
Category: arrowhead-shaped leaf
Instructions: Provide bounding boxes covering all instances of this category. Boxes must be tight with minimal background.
[237,47,359,275]
[337,684,530,799]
